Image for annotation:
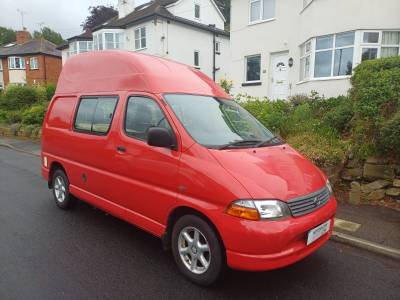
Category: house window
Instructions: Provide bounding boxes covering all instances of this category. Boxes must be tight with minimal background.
[30,57,38,70]
[8,56,25,69]
[134,27,146,50]
[215,41,221,54]
[194,51,200,67]
[68,42,77,57]
[363,32,380,44]
[300,41,311,81]
[249,0,275,23]
[79,41,93,53]
[314,31,355,78]
[104,32,124,49]
[381,31,400,57]
[195,3,201,19]
[93,33,103,50]
[245,55,261,82]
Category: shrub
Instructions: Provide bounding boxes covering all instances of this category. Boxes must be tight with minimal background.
[218,78,233,94]
[21,102,49,125]
[350,56,400,157]
[240,98,292,137]
[5,110,22,124]
[0,85,39,110]
[286,132,349,168]
[377,112,400,158]
[45,83,56,101]
[320,96,353,134]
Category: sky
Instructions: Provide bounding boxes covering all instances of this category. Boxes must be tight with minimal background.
[0,0,147,38]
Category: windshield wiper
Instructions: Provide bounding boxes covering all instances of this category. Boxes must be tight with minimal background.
[256,136,282,147]
[217,139,263,150]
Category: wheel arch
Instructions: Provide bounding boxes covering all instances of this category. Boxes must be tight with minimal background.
[162,206,226,254]
[48,161,67,188]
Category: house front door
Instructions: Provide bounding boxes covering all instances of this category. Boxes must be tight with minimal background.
[270,52,289,100]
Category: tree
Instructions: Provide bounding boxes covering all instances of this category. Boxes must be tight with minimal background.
[33,26,65,45]
[215,0,230,29]
[81,5,118,31]
[0,27,16,45]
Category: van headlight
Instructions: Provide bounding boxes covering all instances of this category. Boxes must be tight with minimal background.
[226,199,290,221]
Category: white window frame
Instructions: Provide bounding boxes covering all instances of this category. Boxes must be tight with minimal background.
[313,33,355,79]
[194,1,201,20]
[0,60,2,71]
[134,26,147,50]
[360,30,400,60]
[245,54,261,83]
[104,32,124,49]
[29,57,38,70]
[300,40,312,81]
[8,56,25,70]
[249,0,276,25]
[194,50,200,68]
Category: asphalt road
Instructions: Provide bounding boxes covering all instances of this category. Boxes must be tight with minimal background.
[0,146,399,300]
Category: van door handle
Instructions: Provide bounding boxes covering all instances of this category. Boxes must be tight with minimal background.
[116,146,126,152]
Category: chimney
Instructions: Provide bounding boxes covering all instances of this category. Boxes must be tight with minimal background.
[118,0,135,19]
[16,29,31,45]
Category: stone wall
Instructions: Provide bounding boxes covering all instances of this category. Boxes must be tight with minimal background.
[342,157,400,204]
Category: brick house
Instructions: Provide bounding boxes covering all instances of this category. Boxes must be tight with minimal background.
[0,30,62,89]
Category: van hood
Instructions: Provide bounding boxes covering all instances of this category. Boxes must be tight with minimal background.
[209,144,326,201]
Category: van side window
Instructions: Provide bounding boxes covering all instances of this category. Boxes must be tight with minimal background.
[74,96,118,134]
[125,96,172,140]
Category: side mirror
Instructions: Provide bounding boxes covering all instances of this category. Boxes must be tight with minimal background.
[147,127,176,149]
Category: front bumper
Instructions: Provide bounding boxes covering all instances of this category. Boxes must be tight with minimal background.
[216,196,337,271]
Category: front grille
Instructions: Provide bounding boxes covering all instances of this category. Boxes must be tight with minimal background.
[287,186,331,217]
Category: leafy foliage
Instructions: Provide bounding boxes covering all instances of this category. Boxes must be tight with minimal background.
[350,56,400,158]
[33,26,65,45]
[81,5,118,31]
[0,26,16,45]
[21,102,49,125]
[218,78,233,94]
[377,112,400,158]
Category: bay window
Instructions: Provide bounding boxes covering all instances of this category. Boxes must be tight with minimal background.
[300,41,311,81]
[249,0,275,23]
[381,31,400,57]
[245,55,261,82]
[313,31,354,78]
[8,57,25,69]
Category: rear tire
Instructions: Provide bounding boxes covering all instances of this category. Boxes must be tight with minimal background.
[171,215,226,286]
[52,169,74,210]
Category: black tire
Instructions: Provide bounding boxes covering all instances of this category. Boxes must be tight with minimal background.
[171,215,226,286]
[52,169,74,210]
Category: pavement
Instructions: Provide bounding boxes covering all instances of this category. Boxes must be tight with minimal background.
[0,145,399,299]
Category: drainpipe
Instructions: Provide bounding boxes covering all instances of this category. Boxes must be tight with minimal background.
[209,24,216,81]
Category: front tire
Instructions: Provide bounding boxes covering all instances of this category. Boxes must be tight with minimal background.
[172,215,226,286]
[52,169,74,210]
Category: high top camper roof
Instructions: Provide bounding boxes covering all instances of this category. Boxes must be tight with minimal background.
[56,50,229,98]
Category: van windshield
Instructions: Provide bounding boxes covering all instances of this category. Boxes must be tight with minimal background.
[163,94,281,149]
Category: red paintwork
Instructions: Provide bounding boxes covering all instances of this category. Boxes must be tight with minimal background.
[42,51,337,271]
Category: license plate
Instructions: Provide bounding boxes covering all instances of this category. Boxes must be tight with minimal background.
[307,219,331,245]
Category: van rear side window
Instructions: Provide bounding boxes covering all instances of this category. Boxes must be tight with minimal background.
[74,96,118,134]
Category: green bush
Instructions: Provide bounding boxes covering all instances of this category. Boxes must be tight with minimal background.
[377,112,400,157]
[320,96,353,134]
[0,85,39,110]
[21,102,49,125]
[350,56,400,157]
[45,83,56,101]
[240,97,292,137]
[5,111,22,124]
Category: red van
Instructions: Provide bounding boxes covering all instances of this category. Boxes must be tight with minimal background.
[42,50,336,285]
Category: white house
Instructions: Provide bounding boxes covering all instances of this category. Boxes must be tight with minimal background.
[230,0,400,99]
[59,0,230,81]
